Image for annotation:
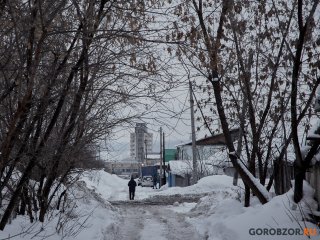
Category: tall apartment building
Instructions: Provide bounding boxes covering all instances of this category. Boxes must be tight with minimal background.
[130,123,153,163]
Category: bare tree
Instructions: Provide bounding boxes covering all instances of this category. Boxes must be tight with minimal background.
[0,0,176,229]
[290,0,320,203]
[164,0,320,206]
[165,0,269,204]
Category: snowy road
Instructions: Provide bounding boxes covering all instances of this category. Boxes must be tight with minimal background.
[106,200,204,240]
[109,193,205,205]
[2,171,317,240]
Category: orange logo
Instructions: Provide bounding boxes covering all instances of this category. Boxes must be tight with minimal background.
[304,228,317,236]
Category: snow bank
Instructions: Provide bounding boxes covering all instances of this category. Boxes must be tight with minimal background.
[189,181,319,240]
[80,170,239,201]
[0,175,121,240]
[81,170,129,201]
[81,170,157,201]
[157,174,237,196]
[2,169,318,240]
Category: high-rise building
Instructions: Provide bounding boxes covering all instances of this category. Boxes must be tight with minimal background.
[130,123,153,163]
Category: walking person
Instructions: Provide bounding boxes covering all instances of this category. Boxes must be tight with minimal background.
[128,176,137,200]
[152,174,158,189]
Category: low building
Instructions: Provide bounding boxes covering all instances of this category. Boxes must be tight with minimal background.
[105,161,140,178]
[176,128,240,160]
[167,160,191,187]
[167,159,226,187]
[167,129,240,187]
[145,153,160,166]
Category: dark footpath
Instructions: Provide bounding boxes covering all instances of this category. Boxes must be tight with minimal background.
[109,193,206,206]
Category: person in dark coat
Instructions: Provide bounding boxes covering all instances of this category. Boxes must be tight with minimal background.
[128,176,137,200]
[152,174,158,189]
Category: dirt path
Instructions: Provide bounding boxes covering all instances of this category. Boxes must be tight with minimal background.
[105,199,204,240]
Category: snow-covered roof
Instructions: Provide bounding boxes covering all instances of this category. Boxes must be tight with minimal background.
[147,154,160,159]
[176,128,240,147]
[168,160,192,176]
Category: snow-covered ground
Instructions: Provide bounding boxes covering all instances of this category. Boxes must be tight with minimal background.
[0,170,319,240]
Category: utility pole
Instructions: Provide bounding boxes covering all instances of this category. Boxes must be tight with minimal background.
[98,145,101,161]
[144,138,147,165]
[162,131,166,185]
[189,81,198,184]
[159,127,163,187]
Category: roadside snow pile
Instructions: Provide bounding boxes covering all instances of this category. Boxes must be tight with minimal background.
[80,170,241,202]
[81,170,157,201]
[80,170,240,202]
[155,175,238,197]
[189,191,242,218]
[188,181,319,240]
[81,170,129,201]
[0,179,120,240]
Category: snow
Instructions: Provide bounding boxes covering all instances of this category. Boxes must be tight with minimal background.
[168,202,197,213]
[82,170,236,200]
[229,151,236,156]
[81,170,130,201]
[237,159,272,201]
[0,170,319,240]
[147,153,160,159]
[189,181,319,240]
[156,174,237,197]
[168,160,191,176]
[308,121,320,138]
[308,133,320,139]
[139,218,167,240]
[0,179,120,240]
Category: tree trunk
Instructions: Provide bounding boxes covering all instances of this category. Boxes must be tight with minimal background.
[244,185,250,207]
[293,163,305,203]
[57,190,67,211]
[0,160,36,230]
[18,188,26,215]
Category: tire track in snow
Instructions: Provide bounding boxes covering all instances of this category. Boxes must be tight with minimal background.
[148,207,203,240]
[105,202,204,240]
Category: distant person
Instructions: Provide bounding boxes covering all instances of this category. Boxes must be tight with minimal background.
[128,176,137,200]
[153,174,158,189]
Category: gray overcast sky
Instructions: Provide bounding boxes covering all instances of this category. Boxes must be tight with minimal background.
[100,81,214,161]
